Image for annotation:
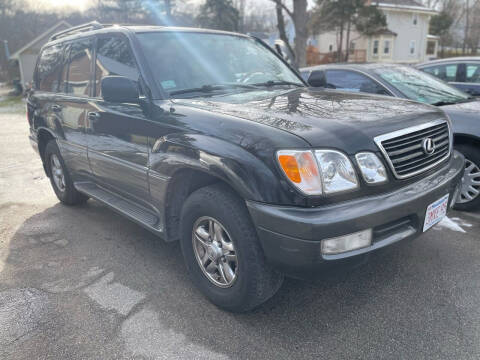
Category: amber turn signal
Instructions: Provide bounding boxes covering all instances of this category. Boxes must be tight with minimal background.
[276,150,323,195]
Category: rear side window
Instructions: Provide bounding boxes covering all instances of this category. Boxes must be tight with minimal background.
[325,70,386,94]
[465,63,480,83]
[94,36,139,97]
[36,44,64,92]
[65,39,93,96]
[423,64,458,82]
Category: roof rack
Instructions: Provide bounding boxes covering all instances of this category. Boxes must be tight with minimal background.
[50,21,106,41]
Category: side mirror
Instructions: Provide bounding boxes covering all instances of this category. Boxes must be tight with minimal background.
[101,76,139,103]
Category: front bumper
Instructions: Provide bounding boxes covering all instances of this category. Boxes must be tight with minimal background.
[247,151,464,277]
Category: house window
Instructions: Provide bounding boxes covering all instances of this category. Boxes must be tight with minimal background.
[384,40,390,54]
[373,40,379,55]
[329,44,333,52]
[426,40,436,55]
[413,14,418,25]
[349,41,355,54]
[409,40,416,55]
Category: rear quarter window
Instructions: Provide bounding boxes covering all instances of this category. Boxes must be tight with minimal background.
[65,39,94,96]
[36,44,64,92]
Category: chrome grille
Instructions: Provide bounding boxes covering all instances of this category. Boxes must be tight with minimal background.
[375,120,451,179]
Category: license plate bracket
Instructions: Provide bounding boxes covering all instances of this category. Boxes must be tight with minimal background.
[423,194,449,232]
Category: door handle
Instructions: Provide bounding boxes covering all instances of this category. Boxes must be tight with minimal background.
[87,112,100,122]
[51,104,61,112]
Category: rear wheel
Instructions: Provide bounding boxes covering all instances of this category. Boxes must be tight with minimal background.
[44,140,88,205]
[454,144,480,211]
[180,184,284,312]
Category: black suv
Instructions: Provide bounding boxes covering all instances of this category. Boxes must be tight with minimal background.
[28,22,464,312]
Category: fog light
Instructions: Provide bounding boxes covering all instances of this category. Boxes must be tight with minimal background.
[321,229,372,255]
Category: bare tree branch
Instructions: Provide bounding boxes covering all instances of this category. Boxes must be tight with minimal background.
[270,0,294,20]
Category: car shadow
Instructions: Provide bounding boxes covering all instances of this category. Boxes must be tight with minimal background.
[3,199,476,359]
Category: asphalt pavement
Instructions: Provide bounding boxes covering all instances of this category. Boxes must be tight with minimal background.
[1,104,480,359]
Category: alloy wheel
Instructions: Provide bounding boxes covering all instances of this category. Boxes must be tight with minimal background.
[192,216,238,288]
[50,154,66,192]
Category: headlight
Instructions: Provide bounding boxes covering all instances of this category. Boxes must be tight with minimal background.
[276,150,323,195]
[355,152,388,184]
[277,149,359,195]
[314,150,358,194]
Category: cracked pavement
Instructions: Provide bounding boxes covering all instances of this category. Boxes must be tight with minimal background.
[1,106,480,359]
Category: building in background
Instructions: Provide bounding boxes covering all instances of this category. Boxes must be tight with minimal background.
[312,0,437,64]
[9,21,71,91]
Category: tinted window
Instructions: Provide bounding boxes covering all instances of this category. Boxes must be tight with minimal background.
[65,39,93,96]
[36,44,64,92]
[325,70,387,94]
[94,36,139,97]
[465,63,480,83]
[423,64,458,82]
[59,44,70,93]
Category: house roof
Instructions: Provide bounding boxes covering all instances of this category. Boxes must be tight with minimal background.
[375,0,424,7]
[372,0,437,13]
[10,20,71,60]
[370,28,398,36]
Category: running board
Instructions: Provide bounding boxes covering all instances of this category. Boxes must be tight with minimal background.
[74,182,162,235]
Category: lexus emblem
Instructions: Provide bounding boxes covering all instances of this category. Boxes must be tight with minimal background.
[422,137,435,155]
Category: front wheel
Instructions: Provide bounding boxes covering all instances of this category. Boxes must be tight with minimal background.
[180,184,284,312]
[454,144,480,211]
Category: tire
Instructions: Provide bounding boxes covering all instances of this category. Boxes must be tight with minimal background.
[453,144,480,211]
[180,184,284,312]
[44,140,88,206]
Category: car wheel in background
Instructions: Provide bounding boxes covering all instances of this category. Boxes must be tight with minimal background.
[454,144,480,211]
[180,183,284,312]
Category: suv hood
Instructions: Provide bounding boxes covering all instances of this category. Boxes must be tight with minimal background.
[172,88,446,153]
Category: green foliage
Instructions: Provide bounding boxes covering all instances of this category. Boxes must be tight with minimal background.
[430,11,453,37]
[197,0,239,32]
[310,0,386,35]
[355,6,387,36]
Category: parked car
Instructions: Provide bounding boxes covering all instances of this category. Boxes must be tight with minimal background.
[301,63,480,210]
[28,23,464,312]
[416,57,480,97]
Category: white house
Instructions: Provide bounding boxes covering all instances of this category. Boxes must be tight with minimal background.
[9,21,71,90]
[313,0,438,63]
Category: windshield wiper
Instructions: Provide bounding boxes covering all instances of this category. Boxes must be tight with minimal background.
[432,97,477,106]
[251,80,304,88]
[169,83,256,96]
[431,100,458,106]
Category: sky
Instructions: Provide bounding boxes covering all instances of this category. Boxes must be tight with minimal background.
[25,0,306,13]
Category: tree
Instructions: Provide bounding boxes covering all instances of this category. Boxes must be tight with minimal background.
[93,0,146,23]
[197,0,239,32]
[310,0,386,62]
[270,0,308,68]
[355,6,387,36]
[430,11,453,56]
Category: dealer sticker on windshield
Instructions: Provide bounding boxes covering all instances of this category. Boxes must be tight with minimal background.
[423,194,449,232]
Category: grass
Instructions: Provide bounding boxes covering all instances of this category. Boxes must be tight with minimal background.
[0,95,23,108]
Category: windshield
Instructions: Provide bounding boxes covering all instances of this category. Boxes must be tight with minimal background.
[374,66,472,105]
[136,32,303,98]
